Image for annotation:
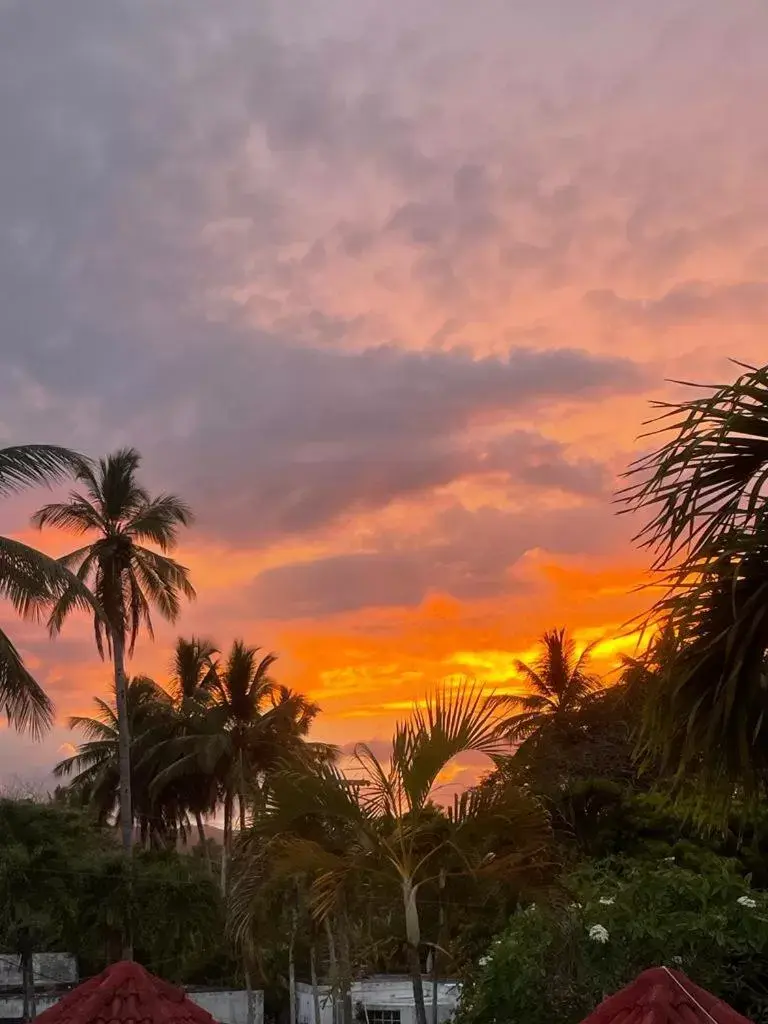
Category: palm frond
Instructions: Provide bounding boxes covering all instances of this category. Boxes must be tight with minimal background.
[124,494,194,549]
[394,683,511,812]
[0,445,88,496]
[0,625,54,738]
[31,496,104,535]
[133,546,196,606]
[0,534,97,622]
[620,363,768,565]
[67,715,116,742]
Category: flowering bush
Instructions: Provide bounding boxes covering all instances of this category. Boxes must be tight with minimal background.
[457,857,768,1024]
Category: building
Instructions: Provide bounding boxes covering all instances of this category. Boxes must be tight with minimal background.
[579,967,750,1023]
[0,957,262,1024]
[296,977,460,1024]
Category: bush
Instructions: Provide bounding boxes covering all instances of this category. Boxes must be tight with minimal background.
[458,856,768,1024]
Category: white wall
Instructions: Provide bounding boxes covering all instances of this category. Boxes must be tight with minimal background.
[187,988,264,1024]
[0,994,58,1017]
[297,978,460,1024]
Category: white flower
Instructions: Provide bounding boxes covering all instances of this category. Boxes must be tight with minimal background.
[737,895,758,909]
[589,924,610,944]
[568,902,583,910]
[477,955,492,968]
[663,856,675,864]
[671,956,683,966]
[599,897,615,906]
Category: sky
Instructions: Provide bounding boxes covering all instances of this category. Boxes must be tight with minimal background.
[1,0,768,789]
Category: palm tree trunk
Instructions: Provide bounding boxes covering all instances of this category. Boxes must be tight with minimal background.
[112,628,133,854]
[245,963,256,1024]
[432,874,445,1024]
[220,789,233,895]
[22,950,35,1022]
[403,878,427,1024]
[195,811,212,872]
[337,911,353,1024]
[112,627,134,960]
[323,917,338,1024]
[288,907,297,1024]
[407,945,426,1024]
[238,790,246,833]
[310,943,322,1024]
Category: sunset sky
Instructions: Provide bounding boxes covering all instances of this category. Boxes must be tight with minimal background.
[1,0,768,787]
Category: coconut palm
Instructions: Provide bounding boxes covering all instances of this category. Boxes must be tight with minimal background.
[53,675,184,846]
[492,628,601,747]
[620,361,768,790]
[32,448,195,851]
[152,640,321,891]
[163,636,220,857]
[0,444,97,738]
[169,635,218,708]
[231,685,550,1024]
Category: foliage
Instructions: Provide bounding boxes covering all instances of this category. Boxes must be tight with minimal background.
[0,797,234,986]
[0,444,96,737]
[230,685,552,1024]
[54,675,187,845]
[458,856,768,1024]
[33,447,196,656]
[621,363,768,792]
[491,628,601,747]
[34,448,195,852]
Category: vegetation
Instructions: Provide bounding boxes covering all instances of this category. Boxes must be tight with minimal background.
[458,857,768,1024]
[230,686,551,1024]
[621,363,768,793]
[5,362,768,1020]
[0,446,95,737]
[33,448,195,852]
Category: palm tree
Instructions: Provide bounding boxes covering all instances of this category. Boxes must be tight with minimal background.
[53,675,183,846]
[166,636,220,857]
[493,628,601,747]
[152,640,321,892]
[231,686,550,1024]
[620,361,768,790]
[169,635,218,709]
[32,448,195,851]
[0,445,96,738]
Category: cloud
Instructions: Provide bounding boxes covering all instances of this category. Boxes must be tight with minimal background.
[587,281,768,330]
[247,501,627,618]
[3,0,768,762]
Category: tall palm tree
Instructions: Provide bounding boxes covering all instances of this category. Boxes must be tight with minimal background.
[0,445,96,737]
[53,675,183,845]
[32,448,195,851]
[493,628,601,747]
[231,686,550,1024]
[620,361,768,790]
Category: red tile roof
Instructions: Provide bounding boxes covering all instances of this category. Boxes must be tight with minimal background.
[580,968,753,1023]
[34,962,218,1024]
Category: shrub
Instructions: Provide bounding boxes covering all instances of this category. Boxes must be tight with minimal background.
[458,856,768,1024]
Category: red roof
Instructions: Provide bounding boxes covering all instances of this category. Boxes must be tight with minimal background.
[580,967,753,1024]
[34,962,218,1024]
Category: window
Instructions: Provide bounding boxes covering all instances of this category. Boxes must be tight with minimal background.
[367,1010,401,1024]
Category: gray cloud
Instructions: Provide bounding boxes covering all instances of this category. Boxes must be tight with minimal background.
[248,501,628,619]
[0,0,765,617]
[586,281,768,330]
